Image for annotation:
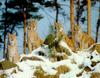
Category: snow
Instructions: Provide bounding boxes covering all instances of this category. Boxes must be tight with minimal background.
[93,63,100,72]
[59,40,73,54]
[41,63,57,75]
[0,42,100,78]
[91,50,100,62]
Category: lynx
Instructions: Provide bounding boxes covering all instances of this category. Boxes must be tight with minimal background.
[74,25,95,50]
[28,19,43,53]
[7,33,19,63]
[54,22,75,51]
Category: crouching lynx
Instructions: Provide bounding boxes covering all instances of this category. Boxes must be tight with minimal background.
[7,33,19,63]
[54,22,75,51]
[74,25,95,50]
[28,19,43,53]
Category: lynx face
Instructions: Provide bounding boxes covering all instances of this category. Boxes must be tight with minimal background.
[8,33,17,46]
[54,22,65,39]
[54,22,63,32]
[28,19,37,31]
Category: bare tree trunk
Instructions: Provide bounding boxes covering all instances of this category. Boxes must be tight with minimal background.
[87,0,91,36]
[70,0,75,41]
[4,25,7,58]
[76,0,80,25]
[10,23,16,33]
[95,1,100,42]
[55,0,59,22]
[3,0,7,58]
[54,0,59,38]
[23,12,27,54]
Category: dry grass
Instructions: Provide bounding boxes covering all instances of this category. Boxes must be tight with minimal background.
[34,65,70,78]
[90,72,100,78]
[91,62,98,67]
[50,53,68,62]
[94,44,100,54]
[0,74,7,78]
[34,67,59,78]
[84,66,91,72]
[56,65,70,74]
[20,56,43,61]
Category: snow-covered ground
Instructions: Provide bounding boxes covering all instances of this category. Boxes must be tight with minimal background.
[0,41,100,78]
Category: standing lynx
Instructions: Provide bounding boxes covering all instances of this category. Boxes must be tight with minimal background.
[74,25,95,50]
[28,19,43,53]
[7,33,19,63]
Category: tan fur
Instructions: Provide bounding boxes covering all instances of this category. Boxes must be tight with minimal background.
[7,33,19,63]
[28,19,43,53]
[74,25,95,50]
[54,22,75,51]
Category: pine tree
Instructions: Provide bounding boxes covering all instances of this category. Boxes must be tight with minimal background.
[6,0,43,54]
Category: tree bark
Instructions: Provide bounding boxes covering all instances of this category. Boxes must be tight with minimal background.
[3,0,7,58]
[23,12,27,54]
[95,1,100,42]
[87,0,91,36]
[70,0,75,41]
[76,0,80,25]
[55,0,59,22]
[54,0,59,38]
[10,23,16,33]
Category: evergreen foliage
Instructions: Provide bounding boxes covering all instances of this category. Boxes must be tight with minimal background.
[44,34,55,47]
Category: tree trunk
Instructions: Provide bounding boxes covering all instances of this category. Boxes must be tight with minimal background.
[70,0,75,41]
[95,1,100,42]
[54,0,59,38]
[10,23,16,33]
[3,0,7,58]
[55,0,59,22]
[23,12,27,54]
[87,0,91,36]
[4,25,7,58]
[76,0,80,25]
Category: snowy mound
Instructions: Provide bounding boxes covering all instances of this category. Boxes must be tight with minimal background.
[0,42,100,78]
